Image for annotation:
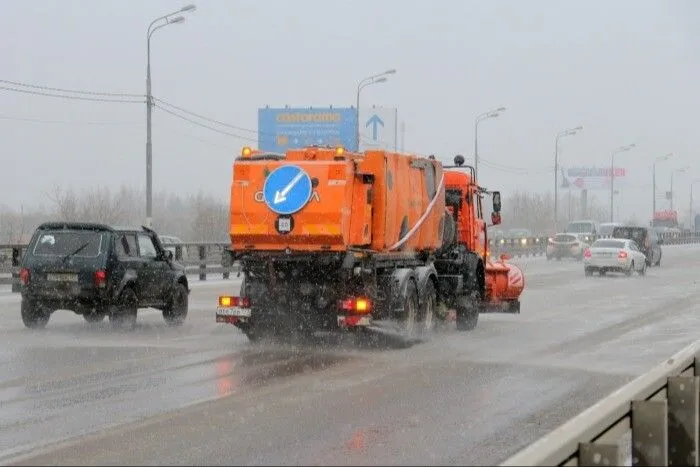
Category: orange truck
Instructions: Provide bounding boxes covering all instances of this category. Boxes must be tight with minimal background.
[216,146,524,343]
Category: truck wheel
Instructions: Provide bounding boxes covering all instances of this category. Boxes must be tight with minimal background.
[163,283,188,327]
[21,298,50,329]
[109,288,138,330]
[419,280,437,338]
[397,280,420,343]
[456,294,479,331]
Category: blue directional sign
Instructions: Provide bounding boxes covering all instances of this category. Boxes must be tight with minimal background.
[365,114,384,141]
[262,165,313,215]
[258,107,358,153]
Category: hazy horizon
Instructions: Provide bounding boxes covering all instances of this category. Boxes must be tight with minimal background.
[2,0,699,224]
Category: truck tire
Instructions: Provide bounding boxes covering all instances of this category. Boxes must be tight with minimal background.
[456,294,479,331]
[21,298,50,329]
[397,279,420,344]
[419,280,437,338]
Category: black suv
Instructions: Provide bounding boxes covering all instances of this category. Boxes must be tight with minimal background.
[611,225,663,267]
[17,222,189,329]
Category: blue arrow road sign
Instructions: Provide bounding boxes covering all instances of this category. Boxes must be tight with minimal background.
[365,114,384,141]
[262,165,313,215]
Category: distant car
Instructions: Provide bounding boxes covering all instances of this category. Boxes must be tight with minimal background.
[159,235,188,260]
[565,219,600,243]
[546,232,590,260]
[504,228,533,248]
[583,238,647,277]
[17,222,189,330]
[611,225,662,267]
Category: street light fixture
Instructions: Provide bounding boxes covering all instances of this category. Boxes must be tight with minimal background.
[670,166,690,211]
[474,106,506,180]
[690,179,700,232]
[355,69,396,151]
[145,4,196,228]
[554,126,583,229]
[609,143,636,222]
[652,153,672,220]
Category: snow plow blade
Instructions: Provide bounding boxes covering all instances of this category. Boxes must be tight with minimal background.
[482,254,524,313]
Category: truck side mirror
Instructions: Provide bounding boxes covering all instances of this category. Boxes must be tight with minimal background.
[492,191,501,212]
[491,212,502,226]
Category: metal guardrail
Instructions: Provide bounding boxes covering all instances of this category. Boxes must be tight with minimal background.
[501,340,700,466]
[2,232,699,287]
[489,236,549,258]
[0,242,236,287]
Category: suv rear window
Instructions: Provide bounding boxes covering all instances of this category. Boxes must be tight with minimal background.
[32,230,105,258]
[554,234,576,242]
[613,227,646,243]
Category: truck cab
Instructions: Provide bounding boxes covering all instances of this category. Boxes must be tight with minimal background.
[443,155,501,261]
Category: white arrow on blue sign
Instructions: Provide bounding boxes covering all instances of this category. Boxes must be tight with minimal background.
[262,165,313,215]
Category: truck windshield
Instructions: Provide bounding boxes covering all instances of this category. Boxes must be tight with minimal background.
[31,230,105,258]
[566,222,594,233]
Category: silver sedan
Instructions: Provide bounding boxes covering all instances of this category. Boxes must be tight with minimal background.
[583,238,648,277]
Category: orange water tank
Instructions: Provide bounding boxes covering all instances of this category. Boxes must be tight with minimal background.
[229,147,446,253]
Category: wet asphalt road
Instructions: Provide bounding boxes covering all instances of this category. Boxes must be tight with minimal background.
[2,245,700,465]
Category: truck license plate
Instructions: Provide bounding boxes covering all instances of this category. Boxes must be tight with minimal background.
[216,307,252,318]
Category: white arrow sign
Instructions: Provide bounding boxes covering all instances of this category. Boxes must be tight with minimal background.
[274,171,305,204]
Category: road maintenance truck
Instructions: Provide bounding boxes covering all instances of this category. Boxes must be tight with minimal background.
[216,146,524,343]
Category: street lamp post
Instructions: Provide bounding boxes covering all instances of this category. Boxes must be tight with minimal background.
[145,4,196,228]
[690,179,700,231]
[670,166,689,211]
[652,153,672,220]
[355,69,396,151]
[474,107,506,180]
[554,126,583,229]
[609,143,636,222]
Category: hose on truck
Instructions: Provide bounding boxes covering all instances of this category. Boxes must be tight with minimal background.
[387,173,446,251]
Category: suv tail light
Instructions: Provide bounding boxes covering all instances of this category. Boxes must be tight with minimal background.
[94,269,107,288]
[19,267,30,285]
[583,249,592,258]
[618,250,628,259]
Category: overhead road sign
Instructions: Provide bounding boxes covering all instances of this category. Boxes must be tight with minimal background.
[258,107,357,152]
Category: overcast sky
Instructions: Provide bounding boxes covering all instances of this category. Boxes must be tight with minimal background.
[2,0,698,223]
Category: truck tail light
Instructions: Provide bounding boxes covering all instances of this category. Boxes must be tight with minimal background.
[19,267,30,285]
[218,296,251,308]
[94,269,107,288]
[338,297,372,314]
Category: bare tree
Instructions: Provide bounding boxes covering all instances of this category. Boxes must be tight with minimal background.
[188,191,229,242]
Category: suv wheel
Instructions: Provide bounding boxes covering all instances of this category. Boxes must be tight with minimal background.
[21,298,50,329]
[163,283,188,327]
[109,288,138,330]
[83,308,106,324]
